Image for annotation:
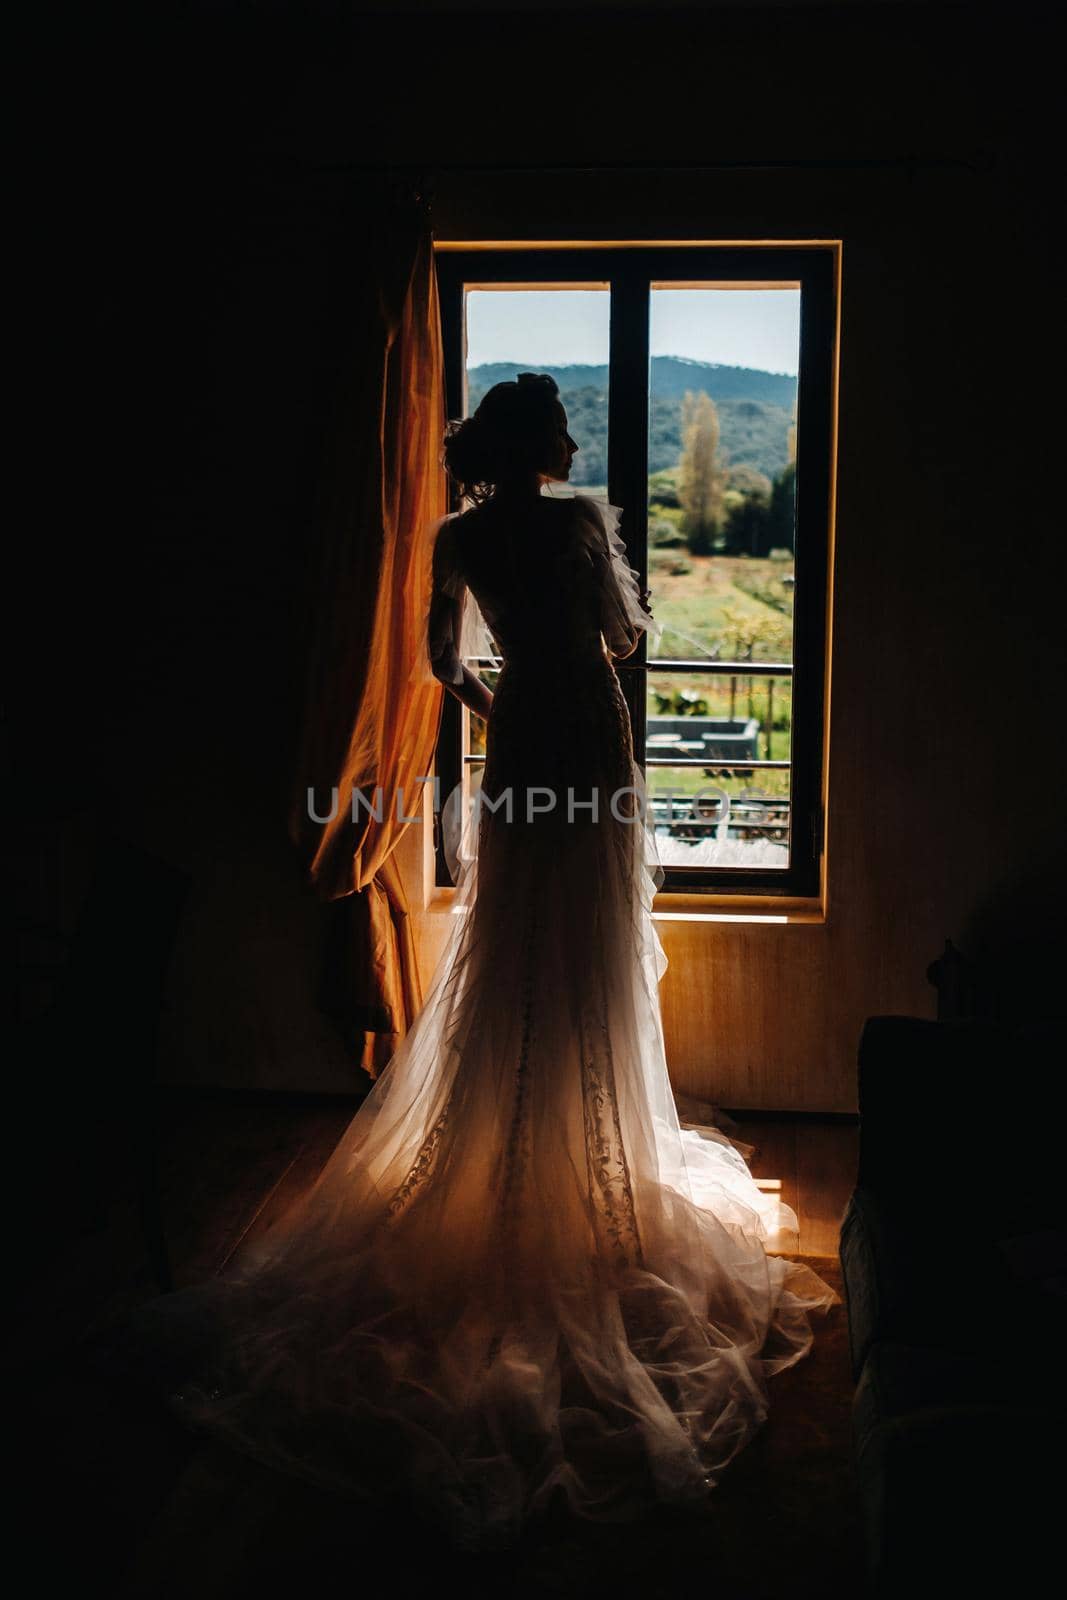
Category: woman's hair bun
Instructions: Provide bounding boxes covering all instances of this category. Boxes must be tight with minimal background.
[441,414,494,500]
[515,372,558,394]
[442,372,561,504]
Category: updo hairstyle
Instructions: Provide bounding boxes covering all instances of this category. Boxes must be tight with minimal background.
[442,372,560,505]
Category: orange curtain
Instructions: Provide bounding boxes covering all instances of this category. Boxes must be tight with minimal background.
[289,188,446,1079]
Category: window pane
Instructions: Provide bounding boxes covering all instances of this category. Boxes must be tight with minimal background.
[438,250,833,895]
[647,287,800,661]
[459,288,611,819]
[465,288,611,493]
[463,286,612,689]
[646,670,792,869]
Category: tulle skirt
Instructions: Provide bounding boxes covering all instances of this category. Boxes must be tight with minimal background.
[114,651,837,1550]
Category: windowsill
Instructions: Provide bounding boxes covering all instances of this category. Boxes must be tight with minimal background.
[652,891,826,925]
[424,884,826,925]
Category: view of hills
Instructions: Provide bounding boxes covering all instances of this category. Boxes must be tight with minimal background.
[467,358,799,487]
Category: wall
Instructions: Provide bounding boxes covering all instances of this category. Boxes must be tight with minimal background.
[411,155,1059,1109]
[18,4,1061,1109]
[401,5,1062,1107]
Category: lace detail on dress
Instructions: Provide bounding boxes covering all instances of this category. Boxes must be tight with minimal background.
[578,984,645,1272]
[385,1095,454,1221]
[491,899,538,1237]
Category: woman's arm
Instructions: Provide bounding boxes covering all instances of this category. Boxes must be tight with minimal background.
[429,585,494,719]
[449,663,495,720]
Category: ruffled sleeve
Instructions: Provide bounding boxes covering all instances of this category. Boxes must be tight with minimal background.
[570,494,663,657]
[416,512,499,689]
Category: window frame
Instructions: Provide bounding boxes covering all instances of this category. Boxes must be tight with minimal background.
[433,244,837,900]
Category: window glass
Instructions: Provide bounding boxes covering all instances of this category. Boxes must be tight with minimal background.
[465,288,611,493]
[647,287,800,869]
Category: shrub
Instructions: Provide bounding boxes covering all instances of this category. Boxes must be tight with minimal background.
[685,523,717,557]
[732,570,792,615]
[650,517,685,548]
[650,548,684,573]
[649,469,681,507]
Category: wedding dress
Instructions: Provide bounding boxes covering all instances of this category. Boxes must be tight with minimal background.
[119,491,836,1550]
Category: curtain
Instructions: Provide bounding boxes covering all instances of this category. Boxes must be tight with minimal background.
[288,182,446,1080]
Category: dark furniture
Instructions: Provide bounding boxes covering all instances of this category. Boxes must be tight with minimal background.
[840,1012,1066,1595]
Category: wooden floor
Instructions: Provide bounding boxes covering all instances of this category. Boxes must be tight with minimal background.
[729,1113,859,1257]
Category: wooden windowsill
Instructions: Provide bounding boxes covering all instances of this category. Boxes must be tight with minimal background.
[652,891,826,925]
[423,883,826,926]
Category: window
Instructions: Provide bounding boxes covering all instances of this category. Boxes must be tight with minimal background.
[433,245,837,899]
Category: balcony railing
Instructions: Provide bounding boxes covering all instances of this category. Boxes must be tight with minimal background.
[459,653,795,855]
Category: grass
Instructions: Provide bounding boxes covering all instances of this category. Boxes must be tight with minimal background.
[649,551,795,661]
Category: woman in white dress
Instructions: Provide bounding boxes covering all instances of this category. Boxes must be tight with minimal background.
[125,373,836,1551]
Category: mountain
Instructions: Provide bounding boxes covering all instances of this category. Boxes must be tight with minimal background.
[466,358,798,485]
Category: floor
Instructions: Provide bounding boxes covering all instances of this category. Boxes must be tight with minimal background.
[727,1113,859,1258]
[14,1097,863,1599]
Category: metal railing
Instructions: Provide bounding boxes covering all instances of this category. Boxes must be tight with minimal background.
[459,653,796,840]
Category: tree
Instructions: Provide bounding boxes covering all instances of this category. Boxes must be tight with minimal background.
[723,491,772,557]
[767,461,796,552]
[678,390,725,556]
[725,463,772,499]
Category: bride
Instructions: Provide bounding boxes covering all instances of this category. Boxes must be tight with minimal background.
[117,373,836,1550]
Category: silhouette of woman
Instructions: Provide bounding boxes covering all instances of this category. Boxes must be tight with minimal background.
[115,373,836,1550]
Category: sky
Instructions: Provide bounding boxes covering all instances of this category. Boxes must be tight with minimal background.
[466,288,801,376]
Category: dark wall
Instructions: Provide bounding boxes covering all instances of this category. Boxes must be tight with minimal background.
[14,3,1062,1101]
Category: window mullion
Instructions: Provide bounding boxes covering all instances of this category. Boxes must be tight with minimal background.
[608,266,651,758]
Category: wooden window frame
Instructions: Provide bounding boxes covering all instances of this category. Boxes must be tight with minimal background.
[432,244,837,900]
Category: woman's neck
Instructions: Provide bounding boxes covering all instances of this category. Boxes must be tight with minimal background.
[493,473,547,505]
